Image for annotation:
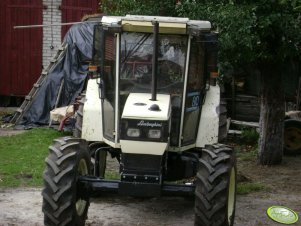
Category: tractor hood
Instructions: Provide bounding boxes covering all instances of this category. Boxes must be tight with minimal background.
[122,93,171,121]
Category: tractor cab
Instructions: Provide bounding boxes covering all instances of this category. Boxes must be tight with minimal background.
[87,15,219,150]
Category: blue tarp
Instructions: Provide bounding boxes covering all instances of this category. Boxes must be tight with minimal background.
[20,19,99,125]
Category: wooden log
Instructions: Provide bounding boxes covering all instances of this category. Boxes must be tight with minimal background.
[231,120,259,128]
[285,111,301,120]
[50,106,74,122]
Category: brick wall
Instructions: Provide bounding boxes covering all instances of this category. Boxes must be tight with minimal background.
[42,0,62,68]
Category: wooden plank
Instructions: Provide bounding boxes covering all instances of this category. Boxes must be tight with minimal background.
[231,120,259,128]
[227,94,260,122]
[0,0,9,95]
[14,6,22,95]
[234,114,260,123]
[228,129,242,135]
[24,7,30,95]
[2,0,43,96]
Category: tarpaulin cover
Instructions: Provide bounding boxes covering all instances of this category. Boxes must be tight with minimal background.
[19,20,99,126]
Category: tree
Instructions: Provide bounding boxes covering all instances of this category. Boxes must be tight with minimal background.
[101,0,301,165]
[177,0,301,165]
[101,0,177,16]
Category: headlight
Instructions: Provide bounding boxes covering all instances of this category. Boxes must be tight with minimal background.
[127,128,141,137]
[148,129,161,139]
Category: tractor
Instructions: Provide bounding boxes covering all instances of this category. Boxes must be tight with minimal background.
[42,15,237,226]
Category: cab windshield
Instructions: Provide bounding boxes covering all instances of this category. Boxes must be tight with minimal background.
[120,32,187,95]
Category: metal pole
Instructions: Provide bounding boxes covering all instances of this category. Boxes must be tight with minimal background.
[49,79,64,127]
[151,21,159,101]
[14,22,84,29]
[99,27,106,99]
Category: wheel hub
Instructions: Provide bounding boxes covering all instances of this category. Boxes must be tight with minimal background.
[284,127,301,151]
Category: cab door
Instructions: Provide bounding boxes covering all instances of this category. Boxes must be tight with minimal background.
[182,37,206,145]
[95,26,117,142]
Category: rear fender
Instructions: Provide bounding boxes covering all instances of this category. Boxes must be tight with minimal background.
[82,79,104,142]
[196,85,220,148]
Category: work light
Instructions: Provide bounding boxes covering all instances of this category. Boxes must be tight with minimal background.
[148,129,161,139]
[127,128,141,137]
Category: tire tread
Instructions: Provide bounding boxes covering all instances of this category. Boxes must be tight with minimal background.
[195,144,236,226]
[42,137,90,226]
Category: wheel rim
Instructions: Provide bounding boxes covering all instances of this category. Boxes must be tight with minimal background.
[76,159,88,216]
[284,127,301,151]
[227,167,236,225]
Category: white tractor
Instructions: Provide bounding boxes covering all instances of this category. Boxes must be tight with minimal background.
[42,15,237,226]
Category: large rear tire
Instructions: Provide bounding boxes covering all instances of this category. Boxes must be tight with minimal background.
[73,95,86,138]
[42,137,90,226]
[284,119,301,155]
[218,99,228,142]
[195,144,236,226]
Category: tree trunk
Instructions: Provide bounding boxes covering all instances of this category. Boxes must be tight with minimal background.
[258,62,285,165]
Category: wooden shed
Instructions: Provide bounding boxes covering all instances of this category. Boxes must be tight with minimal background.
[0,0,99,105]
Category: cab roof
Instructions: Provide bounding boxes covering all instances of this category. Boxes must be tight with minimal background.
[101,15,212,35]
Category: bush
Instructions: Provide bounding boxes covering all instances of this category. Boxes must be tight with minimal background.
[241,128,259,144]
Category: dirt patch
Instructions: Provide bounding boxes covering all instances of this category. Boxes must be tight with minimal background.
[0,108,26,137]
[238,155,301,195]
[0,128,26,137]
[235,154,301,226]
[0,188,195,226]
[0,118,300,225]
[0,154,301,226]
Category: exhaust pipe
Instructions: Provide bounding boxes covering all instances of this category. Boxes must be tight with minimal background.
[151,21,159,101]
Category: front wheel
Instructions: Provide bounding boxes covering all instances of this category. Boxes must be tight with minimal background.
[42,137,91,226]
[195,144,237,226]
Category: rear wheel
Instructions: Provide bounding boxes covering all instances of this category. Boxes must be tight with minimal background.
[42,137,90,226]
[74,94,86,138]
[284,119,301,155]
[218,99,228,142]
[195,144,236,226]
[72,94,107,175]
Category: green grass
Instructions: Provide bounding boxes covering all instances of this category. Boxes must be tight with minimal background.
[0,128,70,188]
[230,127,259,162]
[237,182,266,195]
[241,128,259,144]
[105,171,120,180]
[0,126,266,196]
[236,147,258,161]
